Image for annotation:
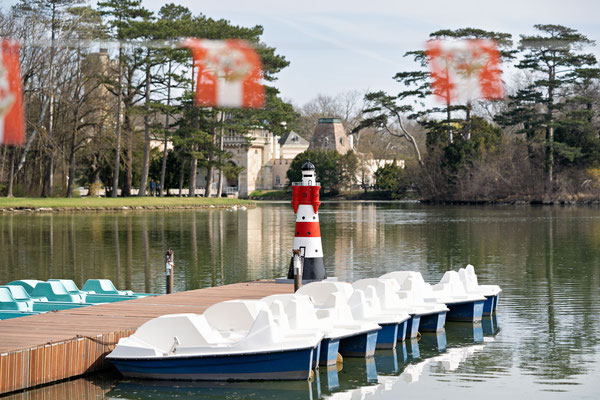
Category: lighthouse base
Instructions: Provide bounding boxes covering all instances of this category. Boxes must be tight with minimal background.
[287,257,327,280]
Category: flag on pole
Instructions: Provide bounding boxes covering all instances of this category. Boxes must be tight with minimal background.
[183,39,265,109]
[426,39,503,104]
[0,40,24,145]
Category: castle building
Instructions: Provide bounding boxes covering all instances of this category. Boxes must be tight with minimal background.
[195,129,309,197]
[195,117,400,197]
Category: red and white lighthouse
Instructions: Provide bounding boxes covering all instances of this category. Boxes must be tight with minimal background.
[287,160,327,280]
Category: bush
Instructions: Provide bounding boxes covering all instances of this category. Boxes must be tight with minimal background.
[287,150,358,195]
[374,160,409,198]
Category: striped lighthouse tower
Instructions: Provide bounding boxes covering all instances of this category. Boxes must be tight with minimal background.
[287,160,327,280]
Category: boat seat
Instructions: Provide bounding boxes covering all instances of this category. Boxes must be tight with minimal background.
[0,287,33,311]
[6,280,43,294]
[132,313,225,353]
[203,300,268,332]
[31,281,85,303]
[296,281,354,305]
[82,279,133,296]
[2,285,48,302]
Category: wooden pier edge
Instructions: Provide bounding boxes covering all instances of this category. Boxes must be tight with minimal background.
[0,280,292,395]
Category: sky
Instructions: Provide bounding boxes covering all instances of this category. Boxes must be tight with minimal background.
[4,0,600,106]
[140,0,600,106]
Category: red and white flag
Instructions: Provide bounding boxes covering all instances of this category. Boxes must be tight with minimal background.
[183,39,265,109]
[0,40,24,145]
[426,39,503,104]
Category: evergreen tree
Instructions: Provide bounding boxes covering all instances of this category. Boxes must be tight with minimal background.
[498,24,599,199]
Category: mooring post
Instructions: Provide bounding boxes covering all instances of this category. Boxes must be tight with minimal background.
[292,249,303,292]
[165,249,174,294]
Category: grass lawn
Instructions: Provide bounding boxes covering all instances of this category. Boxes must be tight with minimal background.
[0,196,254,210]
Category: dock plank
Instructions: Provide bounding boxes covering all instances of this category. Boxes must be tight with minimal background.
[0,281,293,394]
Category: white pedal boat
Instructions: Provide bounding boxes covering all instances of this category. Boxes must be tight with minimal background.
[380,272,450,335]
[295,281,381,360]
[458,264,502,315]
[262,293,380,366]
[354,277,448,338]
[381,271,486,323]
[348,280,411,348]
[107,304,323,381]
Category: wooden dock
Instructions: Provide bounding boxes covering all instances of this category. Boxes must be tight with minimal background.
[0,281,293,395]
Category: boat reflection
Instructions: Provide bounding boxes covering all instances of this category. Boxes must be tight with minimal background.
[419,330,447,352]
[106,379,316,400]
[482,315,500,336]
[107,315,500,400]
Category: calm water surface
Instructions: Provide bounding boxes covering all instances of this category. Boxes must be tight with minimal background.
[1,202,600,399]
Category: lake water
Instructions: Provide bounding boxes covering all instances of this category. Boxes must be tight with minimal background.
[1,202,600,399]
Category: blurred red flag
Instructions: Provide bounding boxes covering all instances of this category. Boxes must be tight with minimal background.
[0,40,24,145]
[426,39,503,104]
[183,39,265,109]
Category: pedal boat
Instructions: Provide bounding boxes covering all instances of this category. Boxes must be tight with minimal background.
[107,307,323,381]
[379,273,449,334]
[430,271,487,322]
[262,293,382,366]
[458,265,502,315]
[296,282,381,360]
[347,281,411,349]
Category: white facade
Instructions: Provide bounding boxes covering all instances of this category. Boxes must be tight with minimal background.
[195,129,309,197]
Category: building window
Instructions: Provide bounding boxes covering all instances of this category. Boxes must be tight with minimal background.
[255,149,258,154]
[275,176,280,185]
[340,138,344,145]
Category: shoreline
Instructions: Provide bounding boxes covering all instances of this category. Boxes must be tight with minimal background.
[0,198,254,214]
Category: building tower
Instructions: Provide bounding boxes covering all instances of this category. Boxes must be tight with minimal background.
[309,118,352,154]
[287,160,327,280]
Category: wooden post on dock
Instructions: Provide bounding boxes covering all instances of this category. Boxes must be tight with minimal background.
[292,249,302,292]
[165,249,174,294]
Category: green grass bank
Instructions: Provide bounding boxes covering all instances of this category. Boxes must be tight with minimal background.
[0,197,254,212]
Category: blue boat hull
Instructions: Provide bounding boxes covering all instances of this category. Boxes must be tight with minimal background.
[375,323,398,349]
[494,294,500,311]
[482,296,495,315]
[338,330,378,357]
[405,315,421,339]
[312,341,321,369]
[397,320,408,342]
[419,311,446,332]
[109,347,316,381]
[319,338,340,366]
[446,300,485,322]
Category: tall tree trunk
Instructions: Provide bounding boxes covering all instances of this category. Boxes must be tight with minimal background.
[112,46,123,198]
[216,112,225,198]
[42,4,57,198]
[42,157,54,197]
[178,157,185,197]
[139,49,152,197]
[0,145,7,181]
[205,123,217,197]
[159,60,172,197]
[122,114,132,197]
[545,125,554,200]
[446,98,452,144]
[66,116,78,198]
[189,156,197,197]
[545,69,555,201]
[465,101,472,140]
[7,149,15,198]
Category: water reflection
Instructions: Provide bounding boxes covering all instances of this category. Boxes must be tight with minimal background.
[1,203,600,397]
[108,379,315,400]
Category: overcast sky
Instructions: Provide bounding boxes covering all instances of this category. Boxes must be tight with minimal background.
[5,0,600,106]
